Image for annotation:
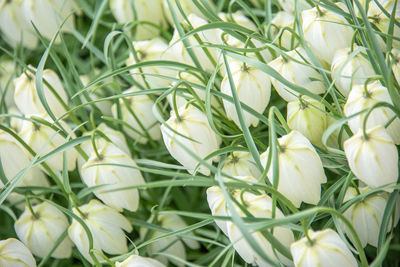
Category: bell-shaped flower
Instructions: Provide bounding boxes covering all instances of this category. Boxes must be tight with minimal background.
[110,0,166,40]
[68,200,133,264]
[111,87,161,144]
[14,202,73,259]
[287,97,327,147]
[206,186,229,235]
[81,141,145,212]
[270,11,298,50]
[125,39,177,88]
[0,238,36,267]
[140,214,199,267]
[344,81,400,144]
[302,7,354,65]
[19,115,78,172]
[163,0,215,25]
[0,1,38,49]
[344,125,398,191]
[278,0,311,13]
[14,67,68,118]
[331,46,375,97]
[260,131,327,207]
[116,255,165,267]
[268,48,325,102]
[161,105,220,175]
[290,229,357,267]
[222,150,261,178]
[221,57,271,128]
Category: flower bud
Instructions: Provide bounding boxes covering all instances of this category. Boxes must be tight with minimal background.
[140,214,199,267]
[269,48,325,102]
[290,229,357,267]
[302,7,354,65]
[344,81,400,144]
[19,115,78,172]
[125,39,177,88]
[331,46,375,97]
[278,0,311,13]
[342,186,391,247]
[221,57,271,128]
[270,11,298,50]
[111,87,161,144]
[0,1,38,49]
[110,0,166,40]
[0,238,36,267]
[116,255,165,267]
[14,67,68,118]
[161,105,220,175]
[222,150,261,178]
[21,0,79,42]
[260,131,327,207]
[81,141,145,212]
[287,97,327,147]
[344,125,398,191]
[15,202,73,259]
[68,200,133,264]
[391,48,400,85]
[163,0,215,25]
[227,189,294,266]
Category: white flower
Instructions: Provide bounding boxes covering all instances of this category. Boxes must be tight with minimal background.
[331,46,375,97]
[344,125,398,191]
[163,0,215,25]
[0,58,16,108]
[116,255,165,267]
[140,214,199,267]
[222,150,261,178]
[287,97,327,147]
[392,48,400,85]
[221,57,271,128]
[290,229,357,267]
[0,238,36,267]
[270,11,298,50]
[342,186,391,247]
[14,67,68,118]
[19,114,78,172]
[277,0,311,14]
[80,141,145,212]
[206,186,229,235]
[125,39,177,88]
[7,107,24,132]
[68,200,133,264]
[344,81,400,144]
[109,0,166,40]
[260,131,327,207]
[161,105,220,175]
[21,0,79,42]
[227,189,294,266]
[169,13,221,71]
[0,1,38,49]
[302,7,354,65]
[111,87,161,144]
[268,48,325,102]
[14,202,73,259]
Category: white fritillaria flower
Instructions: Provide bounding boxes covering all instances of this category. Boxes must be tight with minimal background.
[302,7,354,65]
[125,39,177,88]
[111,87,161,144]
[344,125,398,190]
[140,214,199,267]
[81,141,145,212]
[110,0,166,40]
[68,200,133,264]
[14,67,68,118]
[163,0,215,25]
[0,59,16,108]
[161,105,220,175]
[0,238,36,267]
[278,0,311,13]
[15,202,73,259]
[270,11,298,50]
[19,115,78,172]
[221,57,271,128]
[344,81,400,144]
[290,229,357,267]
[227,189,294,266]
[222,150,261,178]
[331,46,375,97]
[392,48,400,85]
[0,1,38,49]
[342,186,390,247]
[261,131,327,207]
[287,97,327,147]
[268,48,325,102]
[116,255,165,267]
[206,186,229,235]
[21,0,79,42]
